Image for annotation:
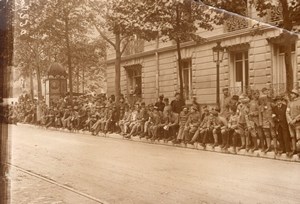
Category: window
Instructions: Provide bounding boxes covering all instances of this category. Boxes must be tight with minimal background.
[181,58,192,100]
[126,66,142,98]
[231,51,249,92]
[272,43,297,92]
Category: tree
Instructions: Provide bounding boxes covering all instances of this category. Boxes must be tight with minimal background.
[38,0,90,104]
[201,0,300,91]
[71,38,106,94]
[14,0,50,100]
[88,0,153,103]
[119,0,222,101]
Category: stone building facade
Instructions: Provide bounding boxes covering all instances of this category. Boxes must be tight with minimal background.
[106,6,300,105]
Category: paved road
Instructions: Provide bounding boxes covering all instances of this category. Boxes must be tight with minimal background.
[8,125,300,204]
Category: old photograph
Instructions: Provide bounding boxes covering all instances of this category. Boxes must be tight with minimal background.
[1,0,300,203]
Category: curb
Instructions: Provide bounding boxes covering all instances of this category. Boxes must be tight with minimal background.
[16,123,300,163]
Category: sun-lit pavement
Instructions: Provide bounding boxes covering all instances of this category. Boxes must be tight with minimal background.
[8,124,300,204]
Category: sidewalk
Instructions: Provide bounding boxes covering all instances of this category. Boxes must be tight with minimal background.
[17,123,300,163]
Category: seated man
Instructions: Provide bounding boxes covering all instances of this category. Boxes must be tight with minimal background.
[173,106,189,144]
[227,106,239,154]
[125,104,142,138]
[211,108,228,149]
[199,108,216,149]
[162,106,179,142]
[183,106,201,145]
[61,106,72,129]
[149,106,163,142]
[189,106,210,145]
[119,105,131,135]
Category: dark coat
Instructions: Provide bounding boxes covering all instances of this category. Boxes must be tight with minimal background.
[273,104,288,127]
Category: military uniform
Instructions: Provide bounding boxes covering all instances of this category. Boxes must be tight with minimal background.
[286,95,300,155]
[183,109,201,143]
[237,101,250,151]
[259,96,276,152]
[175,109,189,142]
[228,113,239,153]
[247,98,262,151]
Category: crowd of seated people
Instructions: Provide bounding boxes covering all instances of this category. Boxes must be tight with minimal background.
[4,87,300,158]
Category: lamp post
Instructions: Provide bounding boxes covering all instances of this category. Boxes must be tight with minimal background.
[212,42,225,108]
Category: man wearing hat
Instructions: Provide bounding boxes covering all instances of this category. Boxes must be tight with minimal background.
[162,105,179,142]
[141,104,154,138]
[62,106,72,129]
[260,87,276,153]
[286,88,300,157]
[236,94,250,151]
[273,95,291,155]
[247,89,263,152]
[119,104,131,136]
[183,105,201,145]
[149,105,163,141]
[173,105,189,144]
[189,105,210,146]
[220,87,231,120]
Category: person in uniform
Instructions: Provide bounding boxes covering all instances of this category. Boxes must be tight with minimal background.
[247,89,262,152]
[212,108,228,149]
[189,106,210,145]
[183,106,201,145]
[227,106,239,154]
[286,88,300,157]
[260,87,277,153]
[149,106,163,142]
[173,106,189,144]
[162,106,179,142]
[220,87,232,120]
[119,105,131,136]
[236,94,250,151]
[140,104,153,138]
[273,95,291,155]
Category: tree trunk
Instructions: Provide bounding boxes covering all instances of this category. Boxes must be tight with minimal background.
[284,43,294,92]
[65,14,73,105]
[29,69,34,100]
[176,38,184,101]
[115,33,121,104]
[175,5,184,102]
[36,62,43,101]
[82,66,84,93]
[281,0,294,92]
[76,66,79,93]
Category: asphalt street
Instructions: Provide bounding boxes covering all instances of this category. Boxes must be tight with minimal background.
[8,125,300,204]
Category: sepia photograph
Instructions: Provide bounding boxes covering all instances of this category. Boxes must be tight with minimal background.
[1,0,300,203]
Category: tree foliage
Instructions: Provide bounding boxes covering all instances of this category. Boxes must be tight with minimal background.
[14,0,107,100]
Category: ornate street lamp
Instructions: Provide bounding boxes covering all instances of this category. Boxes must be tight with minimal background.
[212,42,225,108]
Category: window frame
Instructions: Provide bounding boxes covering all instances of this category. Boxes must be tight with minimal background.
[180,58,192,100]
[230,50,249,93]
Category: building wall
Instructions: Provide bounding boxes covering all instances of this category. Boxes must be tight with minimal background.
[106,12,300,106]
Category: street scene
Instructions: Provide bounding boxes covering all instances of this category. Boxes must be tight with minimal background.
[9,124,300,204]
[1,0,300,203]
